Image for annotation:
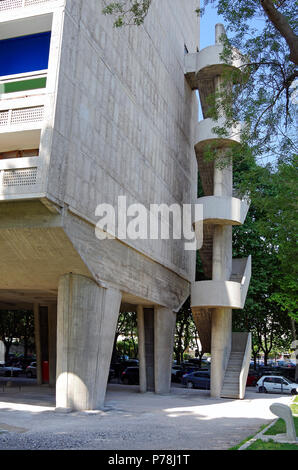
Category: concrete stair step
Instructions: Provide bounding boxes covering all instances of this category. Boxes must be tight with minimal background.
[221,393,240,399]
[221,387,239,391]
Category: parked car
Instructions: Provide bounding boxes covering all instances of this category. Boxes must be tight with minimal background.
[246,369,261,386]
[171,365,182,382]
[256,375,298,395]
[182,370,210,390]
[0,363,22,377]
[26,362,37,378]
[108,368,115,382]
[121,366,139,385]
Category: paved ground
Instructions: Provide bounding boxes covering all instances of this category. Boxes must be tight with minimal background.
[0,382,292,450]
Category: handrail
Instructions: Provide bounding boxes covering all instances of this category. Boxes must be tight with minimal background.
[0,70,48,84]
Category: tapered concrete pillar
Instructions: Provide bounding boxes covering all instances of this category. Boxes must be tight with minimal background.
[34,304,49,385]
[48,303,57,388]
[137,305,147,393]
[154,307,176,394]
[33,303,42,385]
[56,273,121,411]
[137,305,176,394]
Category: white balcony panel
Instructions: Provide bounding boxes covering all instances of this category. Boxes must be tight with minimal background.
[0,0,54,13]
[0,156,41,198]
[191,280,242,309]
[196,196,250,226]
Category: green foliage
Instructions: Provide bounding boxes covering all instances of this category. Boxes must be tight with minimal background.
[198,0,297,166]
[0,310,35,361]
[245,439,298,450]
[232,158,296,360]
[102,0,152,27]
[115,311,138,358]
[264,416,298,436]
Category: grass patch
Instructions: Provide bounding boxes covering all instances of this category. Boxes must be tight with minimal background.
[291,396,298,415]
[264,416,298,436]
[246,439,298,450]
[229,424,268,450]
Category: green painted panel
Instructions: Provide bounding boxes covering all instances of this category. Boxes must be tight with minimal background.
[0,77,47,94]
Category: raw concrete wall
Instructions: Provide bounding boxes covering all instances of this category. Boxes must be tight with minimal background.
[48,0,199,283]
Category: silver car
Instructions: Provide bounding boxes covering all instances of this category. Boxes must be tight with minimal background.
[0,363,22,377]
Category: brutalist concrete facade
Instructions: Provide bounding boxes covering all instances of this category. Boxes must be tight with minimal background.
[0,0,200,410]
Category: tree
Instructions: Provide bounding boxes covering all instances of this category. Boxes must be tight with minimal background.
[103,0,297,359]
[0,310,34,362]
[114,311,138,359]
[174,298,201,364]
[232,162,295,366]
[103,0,297,165]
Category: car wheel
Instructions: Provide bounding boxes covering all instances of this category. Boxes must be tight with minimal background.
[26,371,33,378]
[186,381,194,389]
[123,377,130,385]
[259,386,267,393]
[290,389,297,395]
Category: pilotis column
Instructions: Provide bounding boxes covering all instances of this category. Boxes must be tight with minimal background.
[56,273,121,411]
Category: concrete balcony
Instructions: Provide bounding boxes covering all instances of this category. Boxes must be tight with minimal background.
[191,256,251,309]
[0,156,42,199]
[185,44,244,90]
[0,0,56,13]
[195,118,241,155]
[0,95,47,199]
[195,196,250,226]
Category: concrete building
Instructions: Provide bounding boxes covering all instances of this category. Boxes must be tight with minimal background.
[0,0,250,410]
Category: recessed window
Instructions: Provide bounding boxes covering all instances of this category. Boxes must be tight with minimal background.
[0,31,51,77]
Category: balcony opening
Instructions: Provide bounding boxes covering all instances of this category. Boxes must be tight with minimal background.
[0,129,41,158]
[0,32,51,94]
[0,149,39,160]
[0,13,53,96]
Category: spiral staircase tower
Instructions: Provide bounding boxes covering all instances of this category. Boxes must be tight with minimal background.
[185,24,252,399]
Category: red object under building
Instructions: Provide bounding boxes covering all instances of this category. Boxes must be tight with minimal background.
[42,361,49,383]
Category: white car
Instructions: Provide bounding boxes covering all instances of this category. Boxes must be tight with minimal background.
[257,375,298,395]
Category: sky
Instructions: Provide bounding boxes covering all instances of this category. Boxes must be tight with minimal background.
[200,3,225,49]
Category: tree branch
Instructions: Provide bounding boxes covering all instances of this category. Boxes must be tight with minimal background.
[260,0,298,65]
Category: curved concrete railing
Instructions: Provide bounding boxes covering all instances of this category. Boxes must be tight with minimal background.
[191,255,251,310]
[191,280,242,309]
[195,118,241,153]
[184,44,244,89]
[196,196,250,226]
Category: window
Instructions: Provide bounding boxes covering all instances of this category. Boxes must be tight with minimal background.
[0,32,51,77]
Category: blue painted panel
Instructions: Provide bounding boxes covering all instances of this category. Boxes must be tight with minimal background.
[0,32,51,76]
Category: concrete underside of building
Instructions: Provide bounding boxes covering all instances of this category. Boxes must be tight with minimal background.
[0,0,251,410]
